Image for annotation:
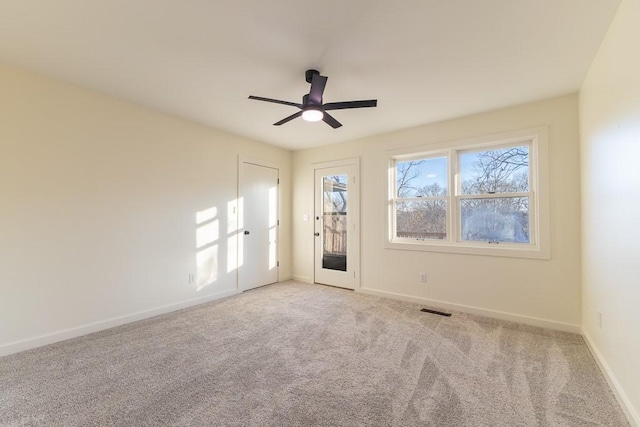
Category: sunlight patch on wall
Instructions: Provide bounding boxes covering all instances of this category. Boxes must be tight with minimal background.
[269,226,277,270]
[196,207,217,224]
[227,199,239,273]
[227,199,238,234]
[237,197,244,230]
[269,187,277,227]
[237,232,244,270]
[269,187,278,270]
[195,206,220,291]
[196,220,219,249]
[237,197,244,269]
[196,245,218,290]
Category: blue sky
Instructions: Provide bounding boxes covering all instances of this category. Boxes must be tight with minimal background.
[398,145,529,197]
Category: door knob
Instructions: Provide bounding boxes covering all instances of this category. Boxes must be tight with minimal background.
[314,232,320,236]
[244,230,250,235]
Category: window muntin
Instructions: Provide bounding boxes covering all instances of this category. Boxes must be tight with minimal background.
[390,136,541,256]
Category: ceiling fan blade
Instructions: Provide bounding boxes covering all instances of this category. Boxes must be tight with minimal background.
[249,96,302,108]
[323,100,377,110]
[274,111,303,126]
[308,74,328,105]
[322,112,342,129]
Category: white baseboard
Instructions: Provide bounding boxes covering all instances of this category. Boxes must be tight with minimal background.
[0,288,241,358]
[278,275,293,282]
[292,275,313,284]
[582,328,639,427]
[357,287,581,334]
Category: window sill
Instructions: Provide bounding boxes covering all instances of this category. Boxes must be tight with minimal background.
[385,239,550,260]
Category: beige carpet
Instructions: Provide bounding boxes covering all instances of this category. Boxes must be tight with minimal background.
[0,281,629,426]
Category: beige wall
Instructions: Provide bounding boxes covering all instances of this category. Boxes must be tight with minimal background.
[580,0,640,423]
[293,94,582,330]
[0,65,291,354]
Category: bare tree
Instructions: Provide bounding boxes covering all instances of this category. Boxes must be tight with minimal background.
[324,176,347,212]
[396,182,447,238]
[396,160,425,197]
[466,147,528,194]
[416,182,447,197]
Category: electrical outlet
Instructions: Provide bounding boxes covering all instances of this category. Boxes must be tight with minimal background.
[188,273,196,285]
[597,310,603,328]
[419,272,427,283]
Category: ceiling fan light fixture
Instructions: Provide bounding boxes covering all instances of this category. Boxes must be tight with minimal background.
[302,107,324,122]
[248,70,376,128]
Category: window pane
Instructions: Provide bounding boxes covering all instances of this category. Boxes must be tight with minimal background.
[460,145,529,195]
[396,157,448,197]
[460,197,529,243]
[396,200,447,240]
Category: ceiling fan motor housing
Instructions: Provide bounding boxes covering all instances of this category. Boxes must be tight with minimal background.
[305,69,320,84]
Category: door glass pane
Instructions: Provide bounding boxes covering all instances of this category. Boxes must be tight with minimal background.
[322,175,347,271]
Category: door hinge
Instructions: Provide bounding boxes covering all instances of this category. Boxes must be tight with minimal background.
[277,261,280,267]
[353,271,356,278]
[277,178,280,184]
[277,219,280,226]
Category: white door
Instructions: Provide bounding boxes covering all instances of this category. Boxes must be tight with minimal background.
[239,162,279,291]
[314,161,359,289]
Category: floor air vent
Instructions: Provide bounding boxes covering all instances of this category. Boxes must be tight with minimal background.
[420,308,452,317]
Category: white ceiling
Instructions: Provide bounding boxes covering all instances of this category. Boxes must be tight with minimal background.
[0,0,621,150]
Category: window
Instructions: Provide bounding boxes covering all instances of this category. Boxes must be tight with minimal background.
[387,128,549,259]
[396,156,448,240]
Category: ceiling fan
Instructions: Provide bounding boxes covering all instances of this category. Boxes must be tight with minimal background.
[248,69,377,129]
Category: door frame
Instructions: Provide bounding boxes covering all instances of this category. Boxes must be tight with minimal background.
[237,156,281,291]
[313,157,360,290]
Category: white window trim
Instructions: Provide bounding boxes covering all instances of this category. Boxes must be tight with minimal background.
[385,127,550,260]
